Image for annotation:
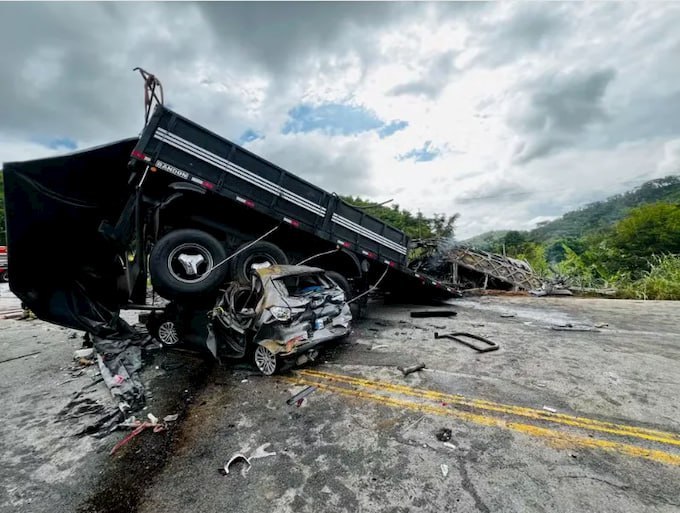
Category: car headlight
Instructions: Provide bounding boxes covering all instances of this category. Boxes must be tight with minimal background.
[269,306,291,321]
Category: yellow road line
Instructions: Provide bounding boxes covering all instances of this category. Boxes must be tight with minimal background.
[297,369,680,448]
[282,376,680,467]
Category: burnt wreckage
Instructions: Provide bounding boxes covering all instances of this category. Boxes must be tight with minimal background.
[3,71,454,376]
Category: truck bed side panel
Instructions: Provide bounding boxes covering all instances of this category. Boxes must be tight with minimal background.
[134,107,409,264]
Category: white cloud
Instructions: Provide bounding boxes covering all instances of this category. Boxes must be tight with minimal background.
[1,2,679,241]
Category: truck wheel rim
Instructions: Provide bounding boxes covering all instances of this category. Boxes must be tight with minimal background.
[167,243,214,284]
[158,321,179,345]
[254,346,277,375]
[244,253,277,272]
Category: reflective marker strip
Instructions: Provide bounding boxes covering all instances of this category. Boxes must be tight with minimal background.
[236,196,255,207]
[131,150,151,162]
[331,214,407,255]
[154,129,326,217]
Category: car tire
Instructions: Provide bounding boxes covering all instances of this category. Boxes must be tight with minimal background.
[325,271,352,300]
[150,229,228,300]
[229,241,288,284]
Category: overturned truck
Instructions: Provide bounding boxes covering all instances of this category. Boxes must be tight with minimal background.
[3,80,454,368]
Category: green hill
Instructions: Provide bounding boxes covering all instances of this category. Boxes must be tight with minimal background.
[530,175,680,241]
[463,230,510,250]
[465,175,680,249]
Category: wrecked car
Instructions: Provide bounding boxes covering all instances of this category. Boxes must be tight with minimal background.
[149,265,352,375]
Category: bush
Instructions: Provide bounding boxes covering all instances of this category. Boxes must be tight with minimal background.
[616,255,680,300]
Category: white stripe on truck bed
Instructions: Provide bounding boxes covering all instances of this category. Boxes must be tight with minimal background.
[153,128,408,256]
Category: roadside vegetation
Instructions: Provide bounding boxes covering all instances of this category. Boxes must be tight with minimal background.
[342,195,458,240]
[467,176,680,300]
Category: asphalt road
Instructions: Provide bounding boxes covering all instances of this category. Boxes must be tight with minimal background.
[1,295,679,512]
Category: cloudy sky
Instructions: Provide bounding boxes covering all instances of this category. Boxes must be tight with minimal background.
[2,2,680,238]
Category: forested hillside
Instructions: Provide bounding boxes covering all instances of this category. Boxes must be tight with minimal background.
[530,175,680,241]
[466,175,680,250]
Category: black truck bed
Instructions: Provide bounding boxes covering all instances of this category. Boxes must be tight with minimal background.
[131,106,455,295]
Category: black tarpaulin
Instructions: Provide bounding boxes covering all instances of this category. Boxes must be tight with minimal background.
[3,138,138,332]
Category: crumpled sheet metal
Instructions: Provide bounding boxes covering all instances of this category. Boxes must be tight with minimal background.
[246,266,352,355]
[257,302,351,356]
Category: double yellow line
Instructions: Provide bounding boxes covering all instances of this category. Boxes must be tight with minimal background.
[284,369,680,466]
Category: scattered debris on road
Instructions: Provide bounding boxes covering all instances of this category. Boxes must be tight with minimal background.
[550,324,600,332]
[250,443,277,461]
[410,310,458,318]
[398,363,426,376]
[221,453,252,477]
[542,406,557,413]
[500,313,516,318]
[434,331,500,353]
[435,427,453,442]
[109,414,166,456]
[73,348,95,360]
[440,463,449,477]
[286,385,317,406]
[94,334,150,409]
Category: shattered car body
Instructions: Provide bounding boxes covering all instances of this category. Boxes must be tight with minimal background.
[212,265,352,375]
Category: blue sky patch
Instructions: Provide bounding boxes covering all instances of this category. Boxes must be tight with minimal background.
[238,129,264,145]
[282,103,407,139]
[397,141,441,162]
[283,103,383,136]
[378,120,409,138]
[34,136,77,150]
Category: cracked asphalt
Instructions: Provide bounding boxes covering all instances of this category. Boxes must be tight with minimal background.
[1,291,679,512]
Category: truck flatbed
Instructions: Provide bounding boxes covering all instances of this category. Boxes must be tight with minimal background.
[131,105,456,296]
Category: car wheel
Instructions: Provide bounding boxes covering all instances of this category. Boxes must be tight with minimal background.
[229,241,288,284]
[150,229,229,300]
[253,345,279,376]
[156,320,180,346]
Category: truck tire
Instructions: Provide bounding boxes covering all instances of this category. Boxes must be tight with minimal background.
[325,271,352,300]
[229,241,288,284]
[150,229,229,300]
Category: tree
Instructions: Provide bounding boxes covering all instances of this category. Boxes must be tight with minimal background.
[502,230,528,255]
[607,202,680,276]
[340,196,459,240]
